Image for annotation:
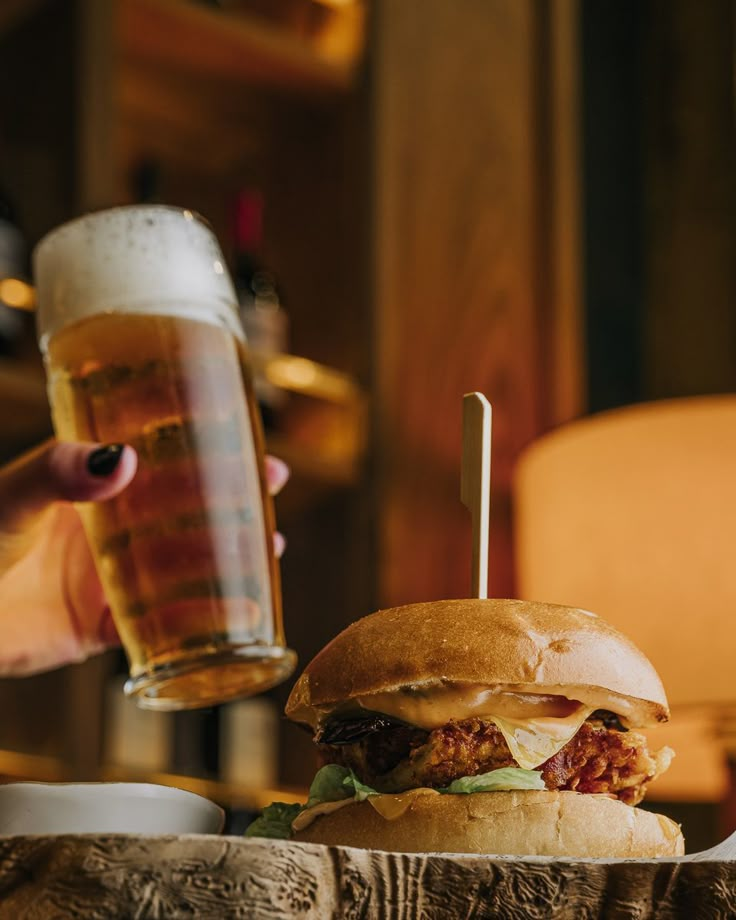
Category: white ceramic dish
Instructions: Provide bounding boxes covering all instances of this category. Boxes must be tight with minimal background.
[0,782,224,835]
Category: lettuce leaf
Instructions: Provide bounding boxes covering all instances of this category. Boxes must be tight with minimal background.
[305,764,381,806]
[440,767,545,794]
[244,802,302,839]
[344,772,379,802]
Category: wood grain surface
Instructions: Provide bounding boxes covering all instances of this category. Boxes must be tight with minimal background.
[372,0,584,606]
[0,834,733,919]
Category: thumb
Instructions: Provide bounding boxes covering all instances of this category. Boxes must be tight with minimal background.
[0,440,137,534]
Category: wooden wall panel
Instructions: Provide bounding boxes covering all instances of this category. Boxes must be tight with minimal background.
[643,0,736,399]
[372,0,552,606]
[547,0,585,423]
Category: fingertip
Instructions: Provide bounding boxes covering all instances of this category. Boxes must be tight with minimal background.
[273,531,286,558]
[50,442,138,502]
[111,445,138,489]
[265,455,290,496]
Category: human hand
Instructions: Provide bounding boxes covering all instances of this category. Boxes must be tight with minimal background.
[0,440,289,677]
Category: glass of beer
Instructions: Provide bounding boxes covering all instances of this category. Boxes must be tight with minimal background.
[33,206,296,710]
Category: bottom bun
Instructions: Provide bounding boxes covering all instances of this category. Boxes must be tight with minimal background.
[293,790,685,858]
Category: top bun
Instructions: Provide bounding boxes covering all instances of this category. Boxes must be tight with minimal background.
[286,598,669,728]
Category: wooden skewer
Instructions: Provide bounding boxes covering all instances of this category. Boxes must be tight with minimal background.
[461,392,492,599]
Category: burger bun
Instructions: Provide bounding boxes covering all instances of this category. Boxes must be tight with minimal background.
[292,790,684,858]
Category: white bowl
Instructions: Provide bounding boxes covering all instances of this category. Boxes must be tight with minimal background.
[0,782,224,835]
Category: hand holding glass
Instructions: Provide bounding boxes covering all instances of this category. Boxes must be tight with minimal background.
[33,206,296,709]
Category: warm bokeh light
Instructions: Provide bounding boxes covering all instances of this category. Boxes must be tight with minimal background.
[259,353,361,404]
[312,0,359,7]
[0,278,35,311]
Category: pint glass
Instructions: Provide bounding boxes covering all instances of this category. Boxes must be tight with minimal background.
[33,206,296,709]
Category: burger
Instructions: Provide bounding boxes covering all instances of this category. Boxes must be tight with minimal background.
[247,598,684,857]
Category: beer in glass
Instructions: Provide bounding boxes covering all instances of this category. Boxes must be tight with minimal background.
[33,206,296,709]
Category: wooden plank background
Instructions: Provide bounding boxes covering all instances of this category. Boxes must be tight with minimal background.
[372,0,582,606]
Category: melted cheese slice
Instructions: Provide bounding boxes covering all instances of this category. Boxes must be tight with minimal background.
[368,788,440,820]
[489,709,593,770]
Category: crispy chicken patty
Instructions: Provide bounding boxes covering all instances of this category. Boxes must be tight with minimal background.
[319,719,673,806]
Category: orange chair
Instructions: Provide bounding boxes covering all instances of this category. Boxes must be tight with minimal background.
[514,395,736,803]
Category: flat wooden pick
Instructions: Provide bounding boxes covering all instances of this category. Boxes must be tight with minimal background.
[461,392,492,599]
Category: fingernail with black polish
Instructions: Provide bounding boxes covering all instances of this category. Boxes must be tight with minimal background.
[87,444,124,477]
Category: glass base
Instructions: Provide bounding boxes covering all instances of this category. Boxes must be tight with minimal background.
[124,644,297,711]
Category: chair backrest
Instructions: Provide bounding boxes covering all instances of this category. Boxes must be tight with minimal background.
[514,395,736,710]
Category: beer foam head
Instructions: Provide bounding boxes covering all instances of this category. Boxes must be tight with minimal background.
[33,206,240,348]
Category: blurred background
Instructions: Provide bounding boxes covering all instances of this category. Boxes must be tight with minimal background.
[0,0,733,848]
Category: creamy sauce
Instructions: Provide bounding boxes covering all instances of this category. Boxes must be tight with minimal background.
[292,788,441,831]
[352,686,582,728]
[292,799,354,832]
[292,682,639,733]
